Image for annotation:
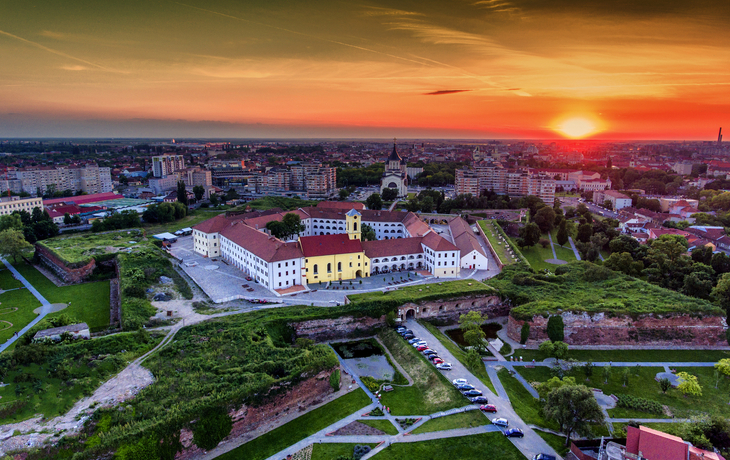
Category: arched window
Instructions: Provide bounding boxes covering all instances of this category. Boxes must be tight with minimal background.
[327,263,332,273]
[313,264,318,274]
[373,259,379,263]
[337,262,342,272]
[354,222,358,231]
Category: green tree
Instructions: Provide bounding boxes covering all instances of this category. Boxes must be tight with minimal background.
[677,372,702,397]
[659,377,672,393]
[381,187,398,201]
[534,206,556,233]
[0,228,32,262]
[465,348,482,372]
[420,196,435,213]
[176,181,188,206]
[366,193,383,210]
[715,359,730,376]
[603,366,611,384]
[537,376,577,400]
[115,435,159,460]
[547,316,564,342]
[682,264,715,299]
[193,185,205,201]
[544,384,605,446]
[361,224,376,241]
[577,223,593,243]
[712,273,730,314]
[193,409,233,450]
[265,220,288,239]
[209,193,219,206]
[519,222,541,248]
[282,212,304,238]
[459,311,485,350]
[339,188,350,200]
[520,322,530,344]
[0,213,23,232]
[63,213,72,225]
[556,219,569,247]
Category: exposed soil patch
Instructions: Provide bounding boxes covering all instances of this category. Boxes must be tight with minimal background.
[331,421,386,436]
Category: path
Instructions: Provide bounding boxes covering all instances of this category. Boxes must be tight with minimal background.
[405,320,560,459]
[568,236,582,261]
[388,200,399,212]
[547,232,559,260]
[0,257,51,353]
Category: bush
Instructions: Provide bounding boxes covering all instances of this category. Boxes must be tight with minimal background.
[360,376,380,392]
[520,322,530,344]
[615,393,664,415]
[123,285,146,299]
[353,444,372,460]
[546,316,564,342]
[330,369,341,391]
[193,408,233,450]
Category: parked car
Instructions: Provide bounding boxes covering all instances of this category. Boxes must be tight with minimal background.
[504,428,524,438]
[416,345,429,351]
[480,404,497,413]
[412,341,427,348]
[492,418,509,427]
[452,379,468,386]
[427,354,441,361]
[470,396,489,404]
[533,455,557,460]
[402,333,414,339]
[423,349,437,356]
[399,329,413,336]
[245,276,253,281]
[463,389,483,397]
[436,363,452,370]
[432,358,444,365]
[407,338,421,344]
[456,384,475,391]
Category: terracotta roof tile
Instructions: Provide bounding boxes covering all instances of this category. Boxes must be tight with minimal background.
[299,233,364,257]
[362,238,424,258]
[220,222,303,262]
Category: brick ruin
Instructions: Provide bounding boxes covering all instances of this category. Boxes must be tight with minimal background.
[508,311,728,347]
[35,244,96,284]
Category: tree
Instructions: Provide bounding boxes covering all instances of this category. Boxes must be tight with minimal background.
[459,311,485,350]
[602,366,611,384]
[677,372,702,397]
[659,377,672,393]
[381,188,398,201]
[420,196,435,213]
[0,213,23,232]
[715,359,730,377]
[547,316,565,342]
[192,408,233,450]
[63,213,72,225]
[465,348,482,372]
[577,223,593,243]
[556,219,569,247]
[537,376,577,400]
[622,367,630,386]
[0,228,31,262]
[193,185,205,201]
[539,340,568,361]
[366,193,383,210]
[692,246,714,265]
[519,222,541,248]
[361,224,376,241]
[176,181,188,205]
[265,220,288,239]
[682,264,715,299]
[534,206,556,233]
[520,322,530,344]
[282,212,304,238]
[712,273,730,314]
[544,384,605,446]
[339,188,350,200]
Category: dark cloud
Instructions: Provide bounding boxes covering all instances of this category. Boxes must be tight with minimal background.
[424,89,471,95]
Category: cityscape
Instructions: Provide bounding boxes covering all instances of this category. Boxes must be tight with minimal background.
[1,1,729,460]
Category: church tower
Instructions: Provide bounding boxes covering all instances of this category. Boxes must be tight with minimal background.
[346,209,362,240]
[380,139,409,198]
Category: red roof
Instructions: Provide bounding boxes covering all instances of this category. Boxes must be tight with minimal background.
[43,192,122,206]
[192,214,241,234]
[422,231,459,252]
[316,201,365,210]
[299,234,363,257]
[362,238,424,258]
[220,222,303,262]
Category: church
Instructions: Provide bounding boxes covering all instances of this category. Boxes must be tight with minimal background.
[380,140,408,198]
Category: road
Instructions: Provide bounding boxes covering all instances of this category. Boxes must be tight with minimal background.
[406,320,560,459]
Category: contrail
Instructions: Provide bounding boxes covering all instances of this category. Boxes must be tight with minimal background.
[0,29,119,73]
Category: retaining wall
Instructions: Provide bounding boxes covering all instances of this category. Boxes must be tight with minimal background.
[475,221,504,270]
[35,244,96,284]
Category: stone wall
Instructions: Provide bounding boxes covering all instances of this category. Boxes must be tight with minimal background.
[35,244,96,284]
[508,312,728,346]
[293,294,507,342]
[176,368,339,460]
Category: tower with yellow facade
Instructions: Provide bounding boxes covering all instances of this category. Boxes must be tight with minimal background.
[346,209,361,240]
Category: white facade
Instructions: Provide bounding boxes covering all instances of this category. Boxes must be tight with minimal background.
[460,249,489,270]
[220,235,302,290]
[0,196,43,216]
[423,245,460,278]
[193,229,220,258]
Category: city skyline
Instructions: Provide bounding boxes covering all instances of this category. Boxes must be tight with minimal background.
[1,0,728,139]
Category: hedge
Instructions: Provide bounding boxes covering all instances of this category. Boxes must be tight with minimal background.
[615,393,664,415]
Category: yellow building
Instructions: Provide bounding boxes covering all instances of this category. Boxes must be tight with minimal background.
[299,224,370,284]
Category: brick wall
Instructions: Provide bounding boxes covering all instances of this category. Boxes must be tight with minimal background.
[35,244,96,284]
[508,312,728,346]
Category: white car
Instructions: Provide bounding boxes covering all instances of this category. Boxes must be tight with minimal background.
[452,378,468,386]
[412,341,427,348]
[492,418,509,427]
[436,363,452,371]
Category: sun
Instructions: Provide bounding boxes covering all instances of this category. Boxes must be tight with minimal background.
[557,117,597,138]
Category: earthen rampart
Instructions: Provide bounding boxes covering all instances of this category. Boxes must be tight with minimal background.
[35,244,96,284]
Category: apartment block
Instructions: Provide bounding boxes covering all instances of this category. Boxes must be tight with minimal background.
[253,164,336,197]
[152,155,186,178]
[455,165,555,201]
[1,165,113,196]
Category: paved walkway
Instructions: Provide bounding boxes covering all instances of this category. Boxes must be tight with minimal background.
[486,366,510,402]
[568,236,582,261]
[547,232,558,260]
[0,258,51,353]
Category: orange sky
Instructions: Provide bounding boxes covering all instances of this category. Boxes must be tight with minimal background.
[0,0,728,139]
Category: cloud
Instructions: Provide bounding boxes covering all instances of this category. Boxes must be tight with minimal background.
[424,89,471,95]
[61,65,87,71]
[362,6,424,17]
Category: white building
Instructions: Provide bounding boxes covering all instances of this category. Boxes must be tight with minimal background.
[152,155,186,178]
[593,190,633,210]
[0,196,43,216]
[448,217,489,270]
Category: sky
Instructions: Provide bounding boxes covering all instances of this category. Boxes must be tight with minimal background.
[0,0,728,140]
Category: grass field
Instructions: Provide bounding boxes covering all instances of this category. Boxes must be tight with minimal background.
[371,432,524,459]
[12,262,110,332]
[359,419,399,435]
[378,329,465,415]
[419,321,497,394]
[311,443,378,460]
[536,430,570,456]
[37,229,149,265]
[217,389,372,460]
[497,368,558,430]
[410,410,488,434]
[515,348,730,363]
[478,220,515,266]
[0,267,42,344]
[349,279,495,305]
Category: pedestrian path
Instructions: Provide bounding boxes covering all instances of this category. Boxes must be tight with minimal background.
[568,236,582,261]
[0,258,51,354]
[500,363,540,398]
[486,366,510,402]
[547,232,558,260]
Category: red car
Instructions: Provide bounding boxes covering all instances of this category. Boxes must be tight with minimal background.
[416,345,429,351]
[480,404,497,413]
[433,358,444,364]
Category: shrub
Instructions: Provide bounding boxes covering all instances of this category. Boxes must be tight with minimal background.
[193,408,233,451]
[123,285,146,299]
[546,316,564,342]
[520,322,530,344]
[360,376,380,392]
[615,393,664,415]
[330,369,341,391]
[353,444,372,460]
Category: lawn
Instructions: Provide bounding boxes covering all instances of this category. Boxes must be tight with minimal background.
[515,348,730,363]
[348,279,495,305]
[12,262,110,332]
[419,321,497,394]
[378,329,465,415]
[233,196,318,211]
[371,432,524,459]
[514,240,555,273]
[478,220,516,266]
[0,283,42,345]
[217,389,372,460]
[37,228,149,266]
[311,443,378,460]
[536,430,570,456]
[142,209,224,235]
[410,410,488,434]
[359,419,399,435]
[497,368,558,430]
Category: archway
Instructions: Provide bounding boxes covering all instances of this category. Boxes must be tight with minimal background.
[356,269,362,277]
[405,309,416,319]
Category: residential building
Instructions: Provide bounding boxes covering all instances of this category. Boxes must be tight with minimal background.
[148,174,181,195]
[592,190,633,210]
[151,155,186,178]
[455,164,556,201]
[0,196,43,216]
[1,165,113,196]
[672,161,694,175]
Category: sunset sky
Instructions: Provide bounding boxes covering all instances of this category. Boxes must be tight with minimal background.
[0,0,728,139]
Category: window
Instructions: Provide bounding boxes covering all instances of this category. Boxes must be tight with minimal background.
[278,263,281,268]
[286,271,288,275]
[278,272,281,277]
[358,255,361,259]
[327,263,332,273]
[338,262,342,272]
[349,262,352,268]
[314,264,318,274]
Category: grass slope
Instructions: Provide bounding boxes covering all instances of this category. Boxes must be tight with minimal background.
[218,389,372,460]
[349,279,496,305]
[478,220,516,266]
[516,348,730,363]
[371,432,524,460]
[37,229,149,266]
[410,410,488,434]
[311,443,378,460]
[378,329,464,415]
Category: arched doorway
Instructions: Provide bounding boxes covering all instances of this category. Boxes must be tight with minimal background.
[405,309,416,319]
[355,269,362,277]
